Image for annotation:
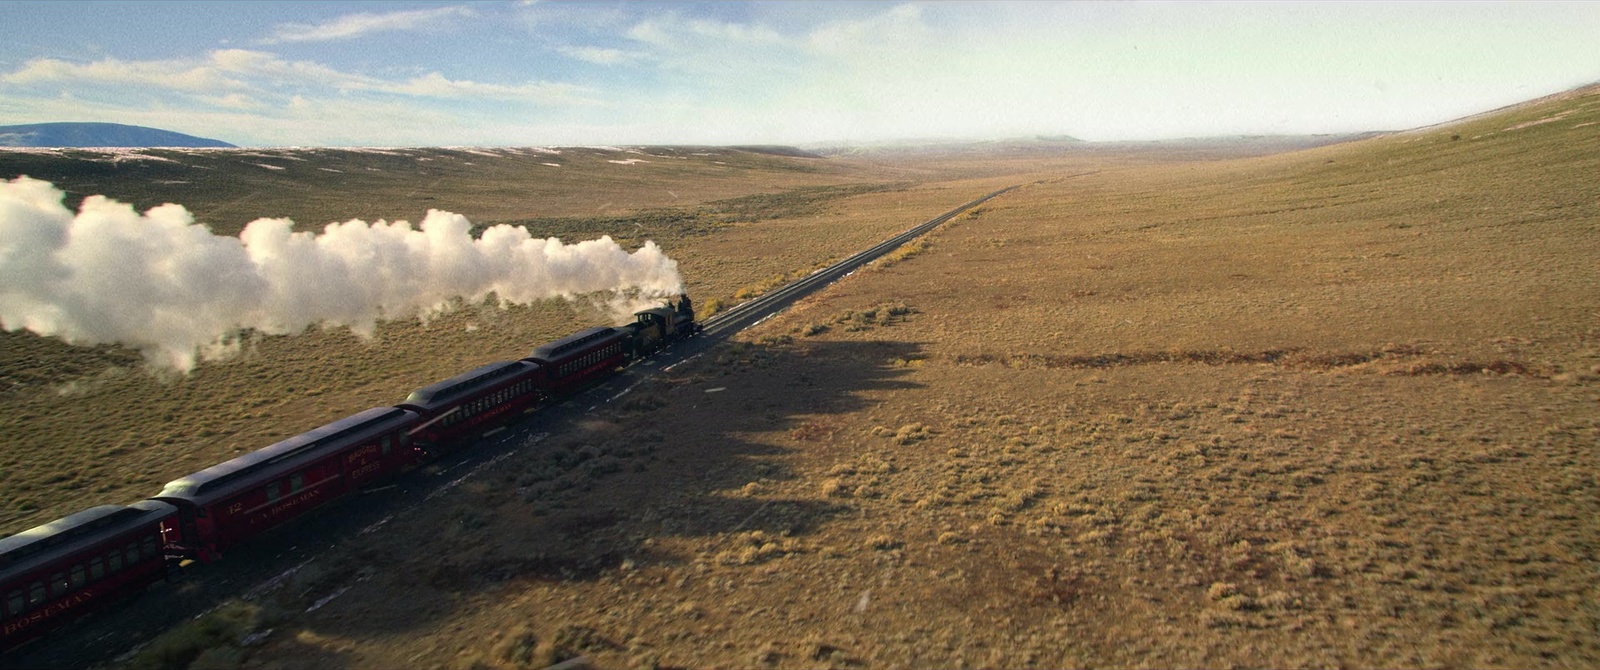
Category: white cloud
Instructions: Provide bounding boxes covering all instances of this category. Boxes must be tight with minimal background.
[683,18,784,45]
[626,14,788,50]
[625,20,675,48]
[263,5,476,44]
[208,49,362,89]
[806,3,928,55]
[612,13,810,88]
[557,46,648,66]
[1,49,595,107]
[1,56,240,92]
[198,93,264,110]
[0,50,361,94]
[376,72,601,105]
[4,2,1597,147]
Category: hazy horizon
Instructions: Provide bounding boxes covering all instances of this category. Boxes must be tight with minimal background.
[1,1,1597,148]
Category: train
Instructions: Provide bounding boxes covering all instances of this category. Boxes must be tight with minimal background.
[0,295,701,654]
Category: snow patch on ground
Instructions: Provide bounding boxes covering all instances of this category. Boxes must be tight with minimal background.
[1503,111,1574,132]
[337,148,412,156]
[236,151,304,161]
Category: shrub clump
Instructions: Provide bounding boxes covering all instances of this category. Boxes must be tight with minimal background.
[891,423,932,445]
[127,601,264,670]
[832,303,917,332]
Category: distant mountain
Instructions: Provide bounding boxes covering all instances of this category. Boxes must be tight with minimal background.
[0,122,235,148]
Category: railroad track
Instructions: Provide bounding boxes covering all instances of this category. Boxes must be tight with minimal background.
[697,185,1020,339]
[5,184,1023,669]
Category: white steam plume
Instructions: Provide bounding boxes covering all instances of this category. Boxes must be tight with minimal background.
[0,177,684,371]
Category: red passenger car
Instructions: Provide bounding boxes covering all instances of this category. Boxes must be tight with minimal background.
[1,501,176,652]
[524,327,628,396]
[153,407,421,562]
[398,360,545,454]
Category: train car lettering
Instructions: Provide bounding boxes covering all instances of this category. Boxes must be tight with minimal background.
[4,585,92,637]
[350,461,382,480]
[256,488,324,524]
[345,444,380,463]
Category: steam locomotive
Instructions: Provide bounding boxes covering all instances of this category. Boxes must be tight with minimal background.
[0,296,700,654]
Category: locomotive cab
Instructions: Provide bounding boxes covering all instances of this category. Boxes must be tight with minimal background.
[621,294,701,359]
[627,307,676,355]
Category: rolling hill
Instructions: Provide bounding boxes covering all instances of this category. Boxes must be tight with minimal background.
[0,122,235,148]
[2,81,1597,668]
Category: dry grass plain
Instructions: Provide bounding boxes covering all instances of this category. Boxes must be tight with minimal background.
[5,85,1598,668]
[192,88,1600,669]
[0,147,985,535]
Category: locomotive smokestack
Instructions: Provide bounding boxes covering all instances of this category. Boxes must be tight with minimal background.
[0,177,684,371]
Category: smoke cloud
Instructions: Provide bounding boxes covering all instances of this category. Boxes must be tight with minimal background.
[0,177,684,370]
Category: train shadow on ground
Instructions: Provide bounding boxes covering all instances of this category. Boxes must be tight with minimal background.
[238,337,924,661]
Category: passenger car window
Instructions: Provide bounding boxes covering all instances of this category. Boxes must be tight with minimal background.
[109,551,123,573]
[89,556,105,581]
[290,473,304,493]
[6,589,23,616]
[27,581,45,607]
[49,572,67,597]
[71,564,86,588]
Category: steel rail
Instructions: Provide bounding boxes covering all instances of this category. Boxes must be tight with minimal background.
[0,184,1024,669]
[695,184,1020,339]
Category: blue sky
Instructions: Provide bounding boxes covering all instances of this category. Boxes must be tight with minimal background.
[1,1,1597,147]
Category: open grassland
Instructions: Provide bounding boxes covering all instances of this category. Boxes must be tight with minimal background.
[1,147,1019,536]
[0,145,897,237]
[5,85,1597,668]
[176,87,1600,669]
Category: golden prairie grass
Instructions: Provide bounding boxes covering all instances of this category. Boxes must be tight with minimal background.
[0,150,987,536]
[0,146,899,237]
[11,87,1600,668]
[220,86,1600,669]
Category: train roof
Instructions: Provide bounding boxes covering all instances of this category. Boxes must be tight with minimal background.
[154,407,417,504]
[400,360,539,411]
[525,326,624,363]
[0,500,176,580]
